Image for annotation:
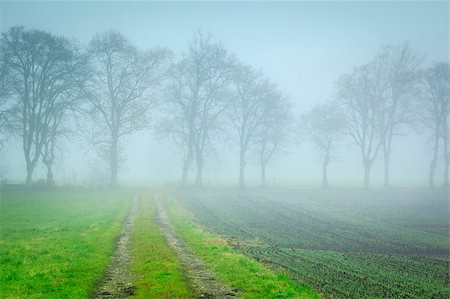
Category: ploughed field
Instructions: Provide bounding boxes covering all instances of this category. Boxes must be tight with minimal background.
[179,188,449,298]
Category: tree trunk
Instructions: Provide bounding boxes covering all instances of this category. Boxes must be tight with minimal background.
[25,165,33,187]
[110,132,119,187]
[181,128,195,187]
[383,141,391,188]
[261,163,266,188]
[443,124,448,189]
[322,148,330,188]
[181,146,193,187]
[195,149,203,187]
[260,143,266,188]
[45,162,54,188]
[363,159,372,190]
[181,160,189,187]
[239,148,246,189]
[383,156,390,188]
[429,126,440,189]
[322,162,328,188]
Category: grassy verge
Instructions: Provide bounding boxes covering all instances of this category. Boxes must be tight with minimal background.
[0,190,131,299]
[164,196,320,299]
[130,195,193,298]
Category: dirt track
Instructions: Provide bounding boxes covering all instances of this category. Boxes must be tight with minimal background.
[95,198,138,298]
[154,194,238,298]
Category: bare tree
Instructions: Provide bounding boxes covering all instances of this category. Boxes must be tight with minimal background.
[378,44,422,187]
[41,94,81,188]
[229,62,269,188]
[336,55,387,189]
[299,102,344,188]
[41,108,64,187]
[256,87,292,188]
[158,61,195,186]
[40,46,86,188]
[159,32,231,187]
[0,57,12,149]
[422,62,449,189]
[0,58,11,182]
[84,30,171,187]
[0,27,78,186]
[191,35,231,187]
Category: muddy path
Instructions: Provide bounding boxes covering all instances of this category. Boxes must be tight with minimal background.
[154,194,238,298]
[94,197,138,298]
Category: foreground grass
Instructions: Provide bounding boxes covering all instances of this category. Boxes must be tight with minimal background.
[0,190,131,298]
[130,195,193,298]
[165,197,319,299]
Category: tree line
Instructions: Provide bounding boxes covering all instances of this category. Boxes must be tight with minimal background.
[300,45,449,189]
[0,27,448,189]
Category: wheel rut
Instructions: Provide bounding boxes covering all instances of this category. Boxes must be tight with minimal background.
[154,194,238,298]
[94,197,138,298]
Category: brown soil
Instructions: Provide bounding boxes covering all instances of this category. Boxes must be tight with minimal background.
[154,194,238,298]
[94,197,138,299]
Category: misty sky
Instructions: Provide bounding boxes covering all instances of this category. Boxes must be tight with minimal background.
[1,1,448,186]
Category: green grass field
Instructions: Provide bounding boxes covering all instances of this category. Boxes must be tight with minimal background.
[179,188,449,298]
[0,190,131,298]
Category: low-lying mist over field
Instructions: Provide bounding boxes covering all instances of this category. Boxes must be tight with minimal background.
[0,2,449,298]
[0,1,448,188]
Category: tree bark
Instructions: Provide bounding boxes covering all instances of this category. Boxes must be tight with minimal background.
[239,148,246,189]
[322,162,329,188]
[261,163,266,188]
[429,125,440,189]
[443,124,448,189]
[110,131,119,187]
[181,145,193,187]
[181,160,189,187]
[322,148,330,188]
[363,159,372,190]
[383,140,391,188]
[195,148,203,187]
[260,141,266,188]
[45,162,54,188]
[25,165,33,187]
[383,155,390,188]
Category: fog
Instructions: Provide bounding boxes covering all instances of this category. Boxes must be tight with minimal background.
[1,2,449,298]
[0,1,448,188]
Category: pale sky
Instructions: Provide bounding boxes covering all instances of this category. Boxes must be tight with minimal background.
[1,1,448,186]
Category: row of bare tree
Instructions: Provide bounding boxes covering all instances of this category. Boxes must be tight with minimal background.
[300,44,449,189]
[0,27,171,187]
[0,27,448,189]
[0,27,290,188]
[157,32,292,188]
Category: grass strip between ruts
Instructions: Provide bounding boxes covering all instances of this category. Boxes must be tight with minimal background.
[130,195,194,298]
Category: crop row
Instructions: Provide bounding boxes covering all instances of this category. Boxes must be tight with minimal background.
[181,191,447,255]
[241,246,449,299]
[179,190,449,298]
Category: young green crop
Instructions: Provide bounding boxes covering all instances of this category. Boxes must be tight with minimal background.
[179,188,449,298]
